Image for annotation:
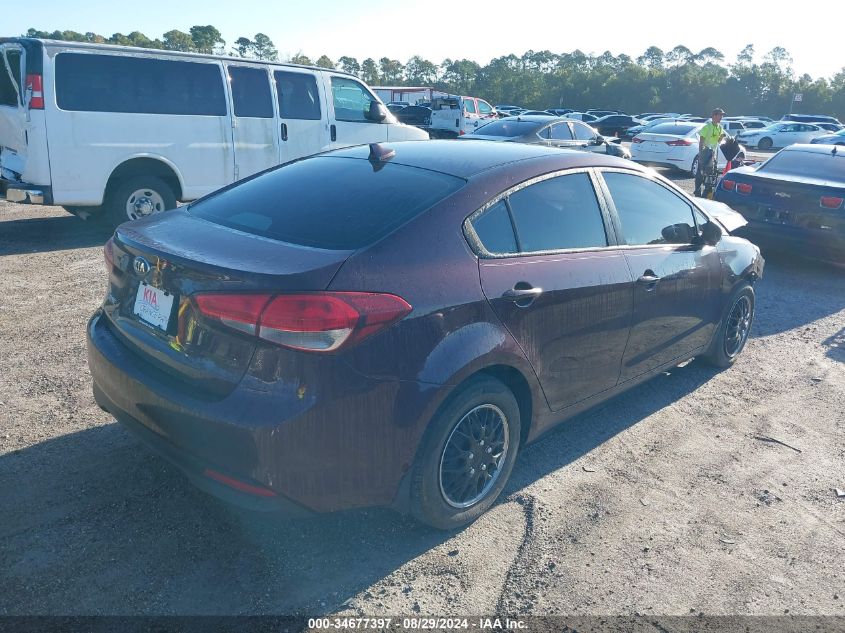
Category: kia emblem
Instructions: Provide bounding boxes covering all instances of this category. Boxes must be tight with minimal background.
[133,256,151,276]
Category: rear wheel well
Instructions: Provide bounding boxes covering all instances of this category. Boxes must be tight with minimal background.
[476,365,534,447]
[105,158,183,202]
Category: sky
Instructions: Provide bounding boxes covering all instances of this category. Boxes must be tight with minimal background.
[11,0,845,80]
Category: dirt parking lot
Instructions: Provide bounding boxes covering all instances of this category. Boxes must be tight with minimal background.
[1,169,844,617]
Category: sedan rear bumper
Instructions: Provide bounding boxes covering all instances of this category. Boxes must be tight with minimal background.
[86,310,436,514]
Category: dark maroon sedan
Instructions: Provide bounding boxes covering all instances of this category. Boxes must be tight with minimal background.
[87,140,763,529]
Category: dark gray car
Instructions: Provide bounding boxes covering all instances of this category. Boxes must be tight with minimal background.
[460,115,632,159]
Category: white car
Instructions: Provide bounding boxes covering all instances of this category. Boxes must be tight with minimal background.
[736,122,827,150]
[631,121,728,174]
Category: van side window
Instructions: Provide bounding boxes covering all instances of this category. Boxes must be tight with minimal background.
[274,71,321,120]
[0,51,21,107]
[330,76,378,123]
[229,67,273,118]
[55,53,227,116]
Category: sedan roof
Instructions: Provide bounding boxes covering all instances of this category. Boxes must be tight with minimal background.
[329,140,632,178]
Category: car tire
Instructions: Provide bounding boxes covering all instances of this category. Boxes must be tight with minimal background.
[410,376,521,530]
[689,155,699,176]
[702,283,755,368]
[757,137,773,150]
[103,175,177,228]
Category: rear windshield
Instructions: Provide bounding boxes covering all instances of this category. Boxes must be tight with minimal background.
[189,157,465,250]
[758,150,844,180]
[0,51,21,107]
[648,123,698,136]
[473,120,539,137]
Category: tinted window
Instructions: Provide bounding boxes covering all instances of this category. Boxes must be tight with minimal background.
[274,71,321,120]
[507,173,607,252]
[648,123,698,136]
[55,53,226,115]
[0,51,19,107]
[465,99,477,114]
[472,120,542,137]
[478,100,493,114]
[759,150,844,180]
[549,123,573,140]
[190,157,464,250]
[229,67,273,118]
[572,122,596,141]
[603,173,696,246]
[472,201,517,254]
[331,76,376,122]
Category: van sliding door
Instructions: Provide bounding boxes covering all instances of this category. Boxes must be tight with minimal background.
[225,64,279,181]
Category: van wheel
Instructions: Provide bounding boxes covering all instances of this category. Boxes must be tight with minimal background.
[410,376,521,530]
[702,283,755,368]
[104,175,176,227]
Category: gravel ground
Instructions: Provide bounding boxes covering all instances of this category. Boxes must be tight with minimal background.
[1,168,843,616]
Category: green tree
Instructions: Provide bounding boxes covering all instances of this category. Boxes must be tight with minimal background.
[338,56,361,75]
[378,57,404,84]
[289,53,313,66]
[637,46,665,70]
[404,55,437,84]
[253,33,277,61]
[361,58,379,84]
[315,55,336,69]
[162,29,195,52]
[232,37,254,58]
[189,25,224,54]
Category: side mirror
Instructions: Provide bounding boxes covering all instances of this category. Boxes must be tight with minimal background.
[366,101,388,122]
[700,221,723,246]
[662,223,696,244]
[593,136,605,146]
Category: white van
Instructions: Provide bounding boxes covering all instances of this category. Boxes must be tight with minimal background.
[428,95,497,138]
[0,38,428,225]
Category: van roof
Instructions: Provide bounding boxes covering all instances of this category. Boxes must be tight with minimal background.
[0,37,358,78]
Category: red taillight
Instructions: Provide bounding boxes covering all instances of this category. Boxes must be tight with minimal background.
[104,237,114,272]
[631,136,644,144]
[722,179,736,191]
[202,468,277,497]
[194,294,272,336]
[666,138,693,146]
[737,183,753,195]
[25,74,44,110]
[193,292,411,353]
[820,196,843,209]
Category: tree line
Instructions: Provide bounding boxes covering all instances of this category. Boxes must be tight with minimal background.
[24,28,845,119]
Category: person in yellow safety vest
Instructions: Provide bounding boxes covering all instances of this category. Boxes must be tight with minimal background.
[694,108,728,197]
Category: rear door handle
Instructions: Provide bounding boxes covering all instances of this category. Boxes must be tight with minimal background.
[281,122,288,141]
[502,287,543,307]
[637,271,661,287]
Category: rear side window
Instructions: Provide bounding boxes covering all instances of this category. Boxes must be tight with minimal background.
[472,201,517,254]
[549,123,573,140]
[274,71,321,120]
[507,173,608,252]
[603,172,696,246]
[229,66,273,118]
[189,157,465,250]
[0,50,21,106]
[56,53,226,116]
